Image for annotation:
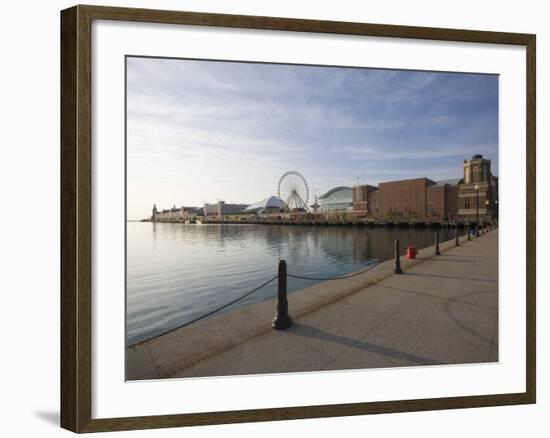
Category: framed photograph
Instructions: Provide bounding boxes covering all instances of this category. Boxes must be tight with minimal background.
[60,4,536,433]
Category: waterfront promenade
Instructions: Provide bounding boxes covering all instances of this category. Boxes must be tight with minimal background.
[127,229,498,380]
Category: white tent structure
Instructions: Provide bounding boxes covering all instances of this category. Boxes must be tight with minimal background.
[243,196,285,214]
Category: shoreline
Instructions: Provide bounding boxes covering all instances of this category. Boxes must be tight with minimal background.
[136,218,489,228]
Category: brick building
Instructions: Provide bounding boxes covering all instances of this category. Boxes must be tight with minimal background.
[351,184,378,213]
[353,178,459,221]
[377,178,435,220]
[351,154,497,222]
[427,181,459,220]
[457,154,498,221]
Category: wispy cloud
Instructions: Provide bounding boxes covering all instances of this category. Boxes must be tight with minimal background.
[337,143,498,161]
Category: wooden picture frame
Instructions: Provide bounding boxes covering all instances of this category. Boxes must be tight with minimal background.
[61,4,536,433]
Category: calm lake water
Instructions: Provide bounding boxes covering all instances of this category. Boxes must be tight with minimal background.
[126,222,458,344]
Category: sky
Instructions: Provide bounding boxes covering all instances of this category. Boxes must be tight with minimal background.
[126,56,498,220]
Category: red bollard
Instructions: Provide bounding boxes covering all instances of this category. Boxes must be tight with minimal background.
[407,246,417,259]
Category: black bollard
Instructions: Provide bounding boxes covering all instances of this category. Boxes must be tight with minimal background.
[394,240,402,274]
[475,223,480,237]
[435,231,440,255]
[273,260,293,330]
[467,226,471,241]
[455,226,459,246]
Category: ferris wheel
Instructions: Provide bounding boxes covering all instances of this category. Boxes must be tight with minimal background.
[278,170,310,211]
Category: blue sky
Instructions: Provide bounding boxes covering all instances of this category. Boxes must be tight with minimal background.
[126,57,498,219]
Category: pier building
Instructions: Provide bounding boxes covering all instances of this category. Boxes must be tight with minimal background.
[151,204,199,221]
[243,196,285,214]
[351,178,459,221]
[349,154,497,222]
[203,201,248,217]
[318,186,353,212]
[457,154,498,220]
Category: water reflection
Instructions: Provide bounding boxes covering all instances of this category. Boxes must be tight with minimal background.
[126,223,457,344]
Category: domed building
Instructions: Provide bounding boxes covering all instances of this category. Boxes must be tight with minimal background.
[318,186,353,212]
[243,195,285,215]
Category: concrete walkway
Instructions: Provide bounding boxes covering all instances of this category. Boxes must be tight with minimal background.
[127,229,498,380]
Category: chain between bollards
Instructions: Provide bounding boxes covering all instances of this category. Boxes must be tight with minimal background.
[394,239,402,274]
[272,260,293,330]
[272,223,495,331]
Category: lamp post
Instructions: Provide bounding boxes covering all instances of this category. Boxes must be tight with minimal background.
[475,184,480,237]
